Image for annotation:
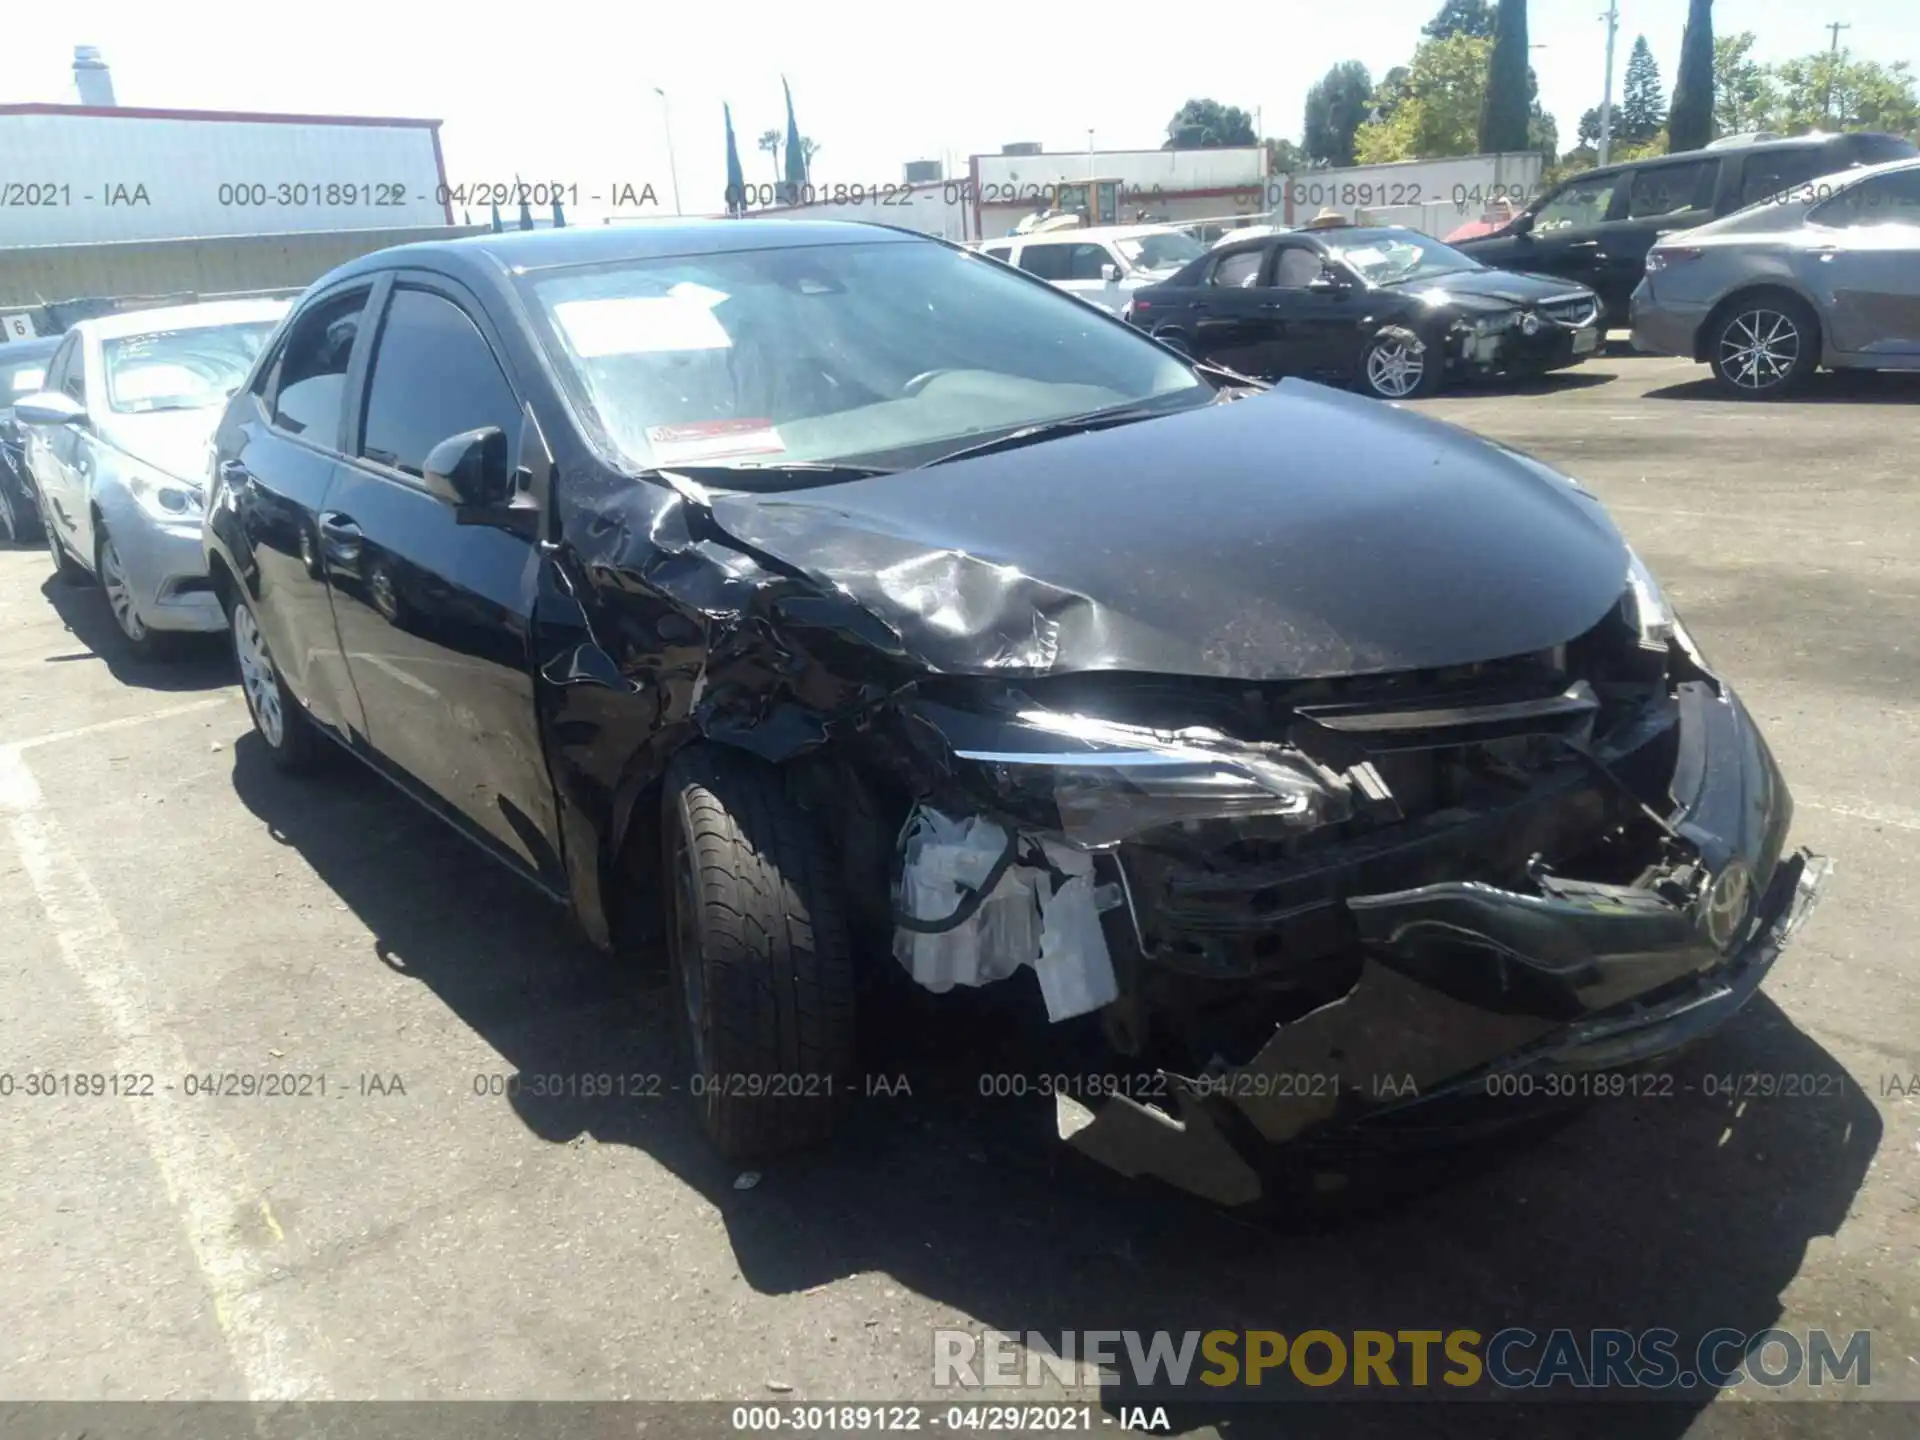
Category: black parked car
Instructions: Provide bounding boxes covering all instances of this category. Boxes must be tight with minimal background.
[204,221,1824,1210]
[1125,224,1601,400]
[0,334,62,544]
[1455,131,1919,327]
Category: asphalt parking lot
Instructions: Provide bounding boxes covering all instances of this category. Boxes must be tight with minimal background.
[2,352,1917,1438]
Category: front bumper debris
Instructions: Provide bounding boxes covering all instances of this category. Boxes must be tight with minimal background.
[1052,684,1827,1207]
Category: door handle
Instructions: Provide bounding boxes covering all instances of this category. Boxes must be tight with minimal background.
[318,512,362,541]
[1808,245,1841,262]
[219,460,250,487]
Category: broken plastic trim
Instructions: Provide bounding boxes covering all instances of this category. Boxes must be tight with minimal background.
[954,709,1352,848]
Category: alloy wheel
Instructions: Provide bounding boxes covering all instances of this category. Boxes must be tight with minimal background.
[232,603,285,748]
[1365,339,1425,399]
[99,534,147,641]
[1719,308,1801,392]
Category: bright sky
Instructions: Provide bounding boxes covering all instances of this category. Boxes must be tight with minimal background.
[9,1,1919,221]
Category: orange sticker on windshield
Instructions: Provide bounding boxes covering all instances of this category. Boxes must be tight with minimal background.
[646,419,785,465]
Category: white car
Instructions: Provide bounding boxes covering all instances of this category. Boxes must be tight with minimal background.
[974,225,1209,314]
[17,299,289,654]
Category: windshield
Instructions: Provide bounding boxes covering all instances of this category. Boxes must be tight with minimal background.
[102,322,279,414]
[1114,232,1206,272]
[1323,229,1484,286]
[1,359,48,402]
[525,238,1208,477]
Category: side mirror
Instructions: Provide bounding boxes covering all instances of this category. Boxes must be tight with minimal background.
[1309,268,1352,293]
[422,426,512,509]
[1509,211,1536,236]
[14,391,86,428]
[1101,263,1121,283]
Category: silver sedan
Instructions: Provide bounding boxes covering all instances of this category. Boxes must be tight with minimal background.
[1630,156,1920,398]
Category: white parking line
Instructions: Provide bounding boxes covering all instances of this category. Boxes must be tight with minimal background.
[1799,793,1920,834]
[4,695,238,753]
[0,742,330,1401]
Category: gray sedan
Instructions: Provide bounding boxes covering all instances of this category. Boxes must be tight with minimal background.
[1630,156,1920,398]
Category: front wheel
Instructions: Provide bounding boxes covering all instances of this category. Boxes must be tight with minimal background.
[1709,296,1818,399]
[1357,327,1445,400]
[663,746,855,1160]
[97,526,166,659]
[230,595,323,773]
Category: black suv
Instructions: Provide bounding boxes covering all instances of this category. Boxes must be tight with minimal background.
[1456,132,1919,326]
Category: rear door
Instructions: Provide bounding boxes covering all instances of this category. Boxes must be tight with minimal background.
[222,279,379,739]
[1801,170,1920,358]
[323,275,564,889]
[1613,157,1722,307]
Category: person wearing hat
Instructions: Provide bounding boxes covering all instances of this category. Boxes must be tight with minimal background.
[1301,206,1351,231]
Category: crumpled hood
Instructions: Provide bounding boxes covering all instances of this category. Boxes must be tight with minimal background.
[702,381,1631,680]
[1390,267,1594,309]
[98,408,222,485]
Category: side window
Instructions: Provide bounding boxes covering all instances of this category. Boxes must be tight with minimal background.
[44,336,76,399]
[1210,250,1265,288]
[272,289,370,443]
[1065,244,1112,280]
[1270,247,1325,288]
[1532,173,1620,232]
[1628,160,1716,218]
[359,288,519,479]
[60,339,86,405]
[1017,244,1073,281]
[1811,171,1920,229]
[983,245,1012,262]
[1739,150,1830,209]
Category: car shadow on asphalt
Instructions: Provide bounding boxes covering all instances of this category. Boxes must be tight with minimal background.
[36,574,230,690]
[1471,370,1617,397]
[229,735,1880,1439]
[1644,370,1920,404]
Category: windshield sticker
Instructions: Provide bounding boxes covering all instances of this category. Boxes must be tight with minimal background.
[647,418,784,465]
[554,295,733,357]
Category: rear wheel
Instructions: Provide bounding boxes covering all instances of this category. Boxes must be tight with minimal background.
[1358,326,1444,400]
[230,595,323,773]
[1708,294,1818,399]
[663,745,855,1160]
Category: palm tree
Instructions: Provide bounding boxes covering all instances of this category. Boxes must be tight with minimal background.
[756,129,781,190]
[799,137,822,182]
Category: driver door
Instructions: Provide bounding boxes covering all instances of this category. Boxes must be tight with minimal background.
[322,274,565,892]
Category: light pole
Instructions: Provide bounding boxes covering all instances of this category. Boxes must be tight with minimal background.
[1597,0,1620,166]
[653,86,683,216]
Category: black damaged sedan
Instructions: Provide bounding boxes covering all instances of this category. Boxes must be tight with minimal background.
[204,220,1824,1209]
[1125,223,1602,399]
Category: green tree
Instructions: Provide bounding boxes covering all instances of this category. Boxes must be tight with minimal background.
[1666,0,1714,152]
[1355,34,1492,163]
[1303,61,1374,167]
[1423,0,1495,40]
[1479,0,1532,153]
[1263,137,1305,175]
[1769,51,1920,135]
[1375,65,1413,121]
[1620,36,1666,144]
[1164,98,1258,148]
[1713,32,1777,136]
[1577,106,1603,146]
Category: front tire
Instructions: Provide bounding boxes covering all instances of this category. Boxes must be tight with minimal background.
[1358,326,1445,400]
[1708,294,1818,399]
[229,595,322,773]
[96,525,167,659]
[663,746,856,1160]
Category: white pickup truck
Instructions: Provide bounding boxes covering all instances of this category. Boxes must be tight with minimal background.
[973,225,1209,315]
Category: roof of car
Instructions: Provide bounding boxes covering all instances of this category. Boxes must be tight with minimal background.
[1009,224,1189,244]
[1572,131,1913,181]
[0,334,62,361]
[77,297,291,341]
[328,218,926,283]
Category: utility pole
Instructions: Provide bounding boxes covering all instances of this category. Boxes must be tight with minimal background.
[1597,0,1620,166]
[1822,21,1851,128]
[653,87,682,216]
